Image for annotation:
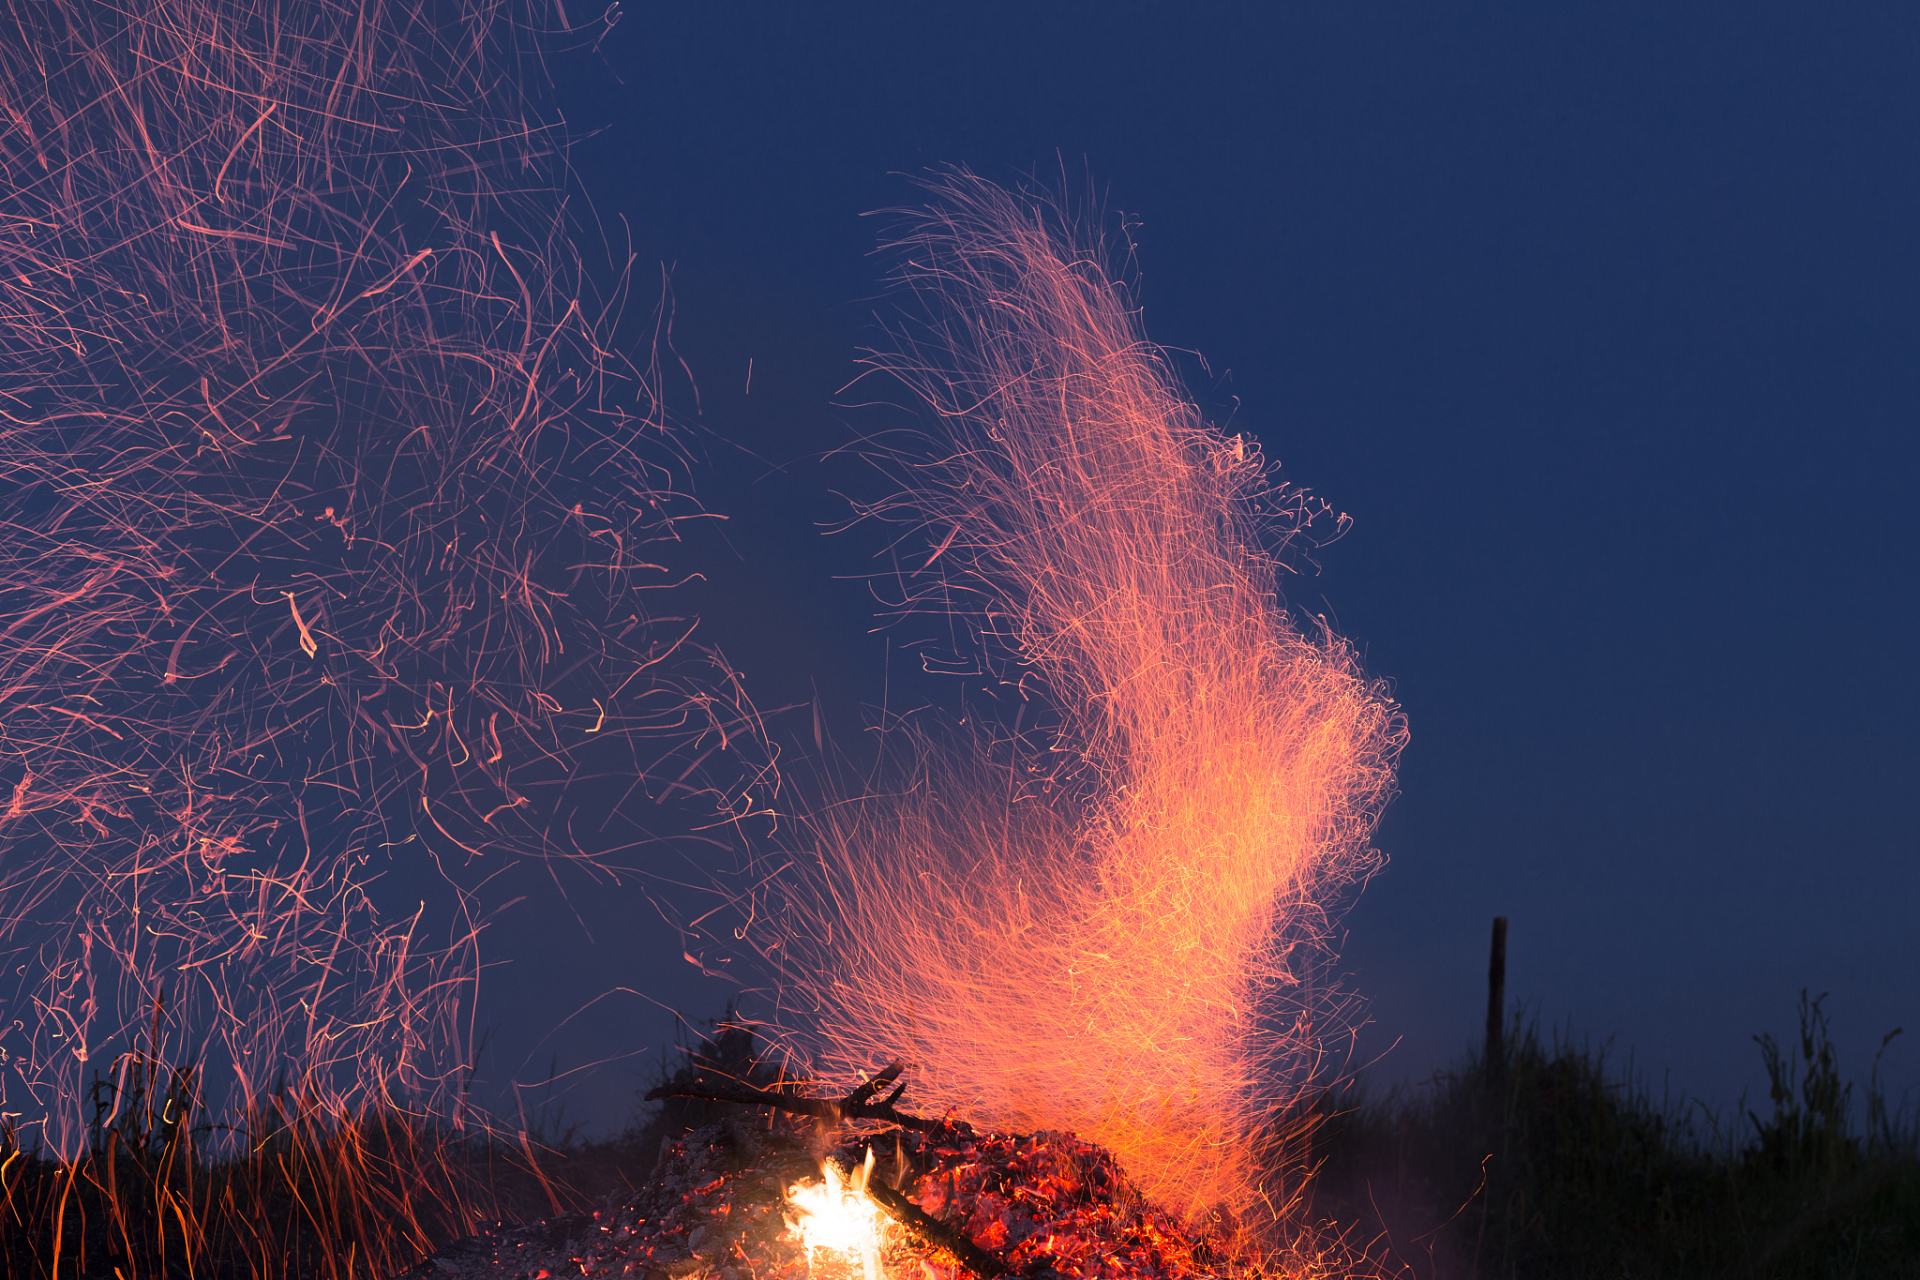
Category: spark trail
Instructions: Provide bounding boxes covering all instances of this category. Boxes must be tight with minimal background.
[0,0,765,1155]
[777,174,1405,1230]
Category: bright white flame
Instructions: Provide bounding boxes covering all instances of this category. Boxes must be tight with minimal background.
[788,1149,887,1280]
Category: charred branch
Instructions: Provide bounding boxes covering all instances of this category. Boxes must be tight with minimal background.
[645,1061,965,1134]
[863,1176,1008,1279]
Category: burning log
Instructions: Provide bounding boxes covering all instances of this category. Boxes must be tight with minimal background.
[861,1175,1006,1278]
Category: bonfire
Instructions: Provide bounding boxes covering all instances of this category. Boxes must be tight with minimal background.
[402,1065,1258,1280]
[0,0,1400,1272]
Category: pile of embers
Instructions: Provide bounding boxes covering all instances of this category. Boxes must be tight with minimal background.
[400,1068,1253,1280]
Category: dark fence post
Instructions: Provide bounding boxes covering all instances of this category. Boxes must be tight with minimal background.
[1486,915,1508,1075]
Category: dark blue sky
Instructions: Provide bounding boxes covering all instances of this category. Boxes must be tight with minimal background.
[471,1,1918,1134]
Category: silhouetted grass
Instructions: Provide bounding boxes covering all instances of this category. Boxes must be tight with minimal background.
[0,1061,656,1280]
[9,1000,1915,1279]
[1305,992,1919,1279]
[0,1010,795,1279]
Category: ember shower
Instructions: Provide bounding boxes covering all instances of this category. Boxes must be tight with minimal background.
[0,0,763,1155]
[765,176,1405,1228]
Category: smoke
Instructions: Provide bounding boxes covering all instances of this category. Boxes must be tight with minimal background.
[775,173,1406,1226]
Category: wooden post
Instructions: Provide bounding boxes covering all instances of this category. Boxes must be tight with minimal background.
[1485,916,1508,1074]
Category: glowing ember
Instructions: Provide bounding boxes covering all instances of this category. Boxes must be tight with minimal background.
[787,1150,888,1280]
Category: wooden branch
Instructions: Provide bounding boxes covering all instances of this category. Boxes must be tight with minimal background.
[864,1177,1007,1279]
[844,1061,904,1107]
[644,1061,965,1134]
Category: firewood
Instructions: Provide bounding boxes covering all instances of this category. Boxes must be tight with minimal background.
[645,1061,967,1134]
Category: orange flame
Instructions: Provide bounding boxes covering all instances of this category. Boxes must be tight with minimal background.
[787,1150,888,1280]
[778,174,1406,1227]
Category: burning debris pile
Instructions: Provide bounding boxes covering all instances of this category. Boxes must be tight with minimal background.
[401,1071,1259,1280]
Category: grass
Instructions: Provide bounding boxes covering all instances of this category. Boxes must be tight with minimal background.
[1303,992,1920,1279]
[0,1057,656,1280]
[0,1010,785,1279]
[6,1001,1915,1279]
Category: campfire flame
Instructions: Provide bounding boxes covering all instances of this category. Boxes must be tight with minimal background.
[787,1149,888,1280]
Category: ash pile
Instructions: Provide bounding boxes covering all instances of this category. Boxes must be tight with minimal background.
[399,1067,1251,1280]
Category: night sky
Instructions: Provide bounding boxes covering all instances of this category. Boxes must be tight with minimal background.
[466,2,1919,1135]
